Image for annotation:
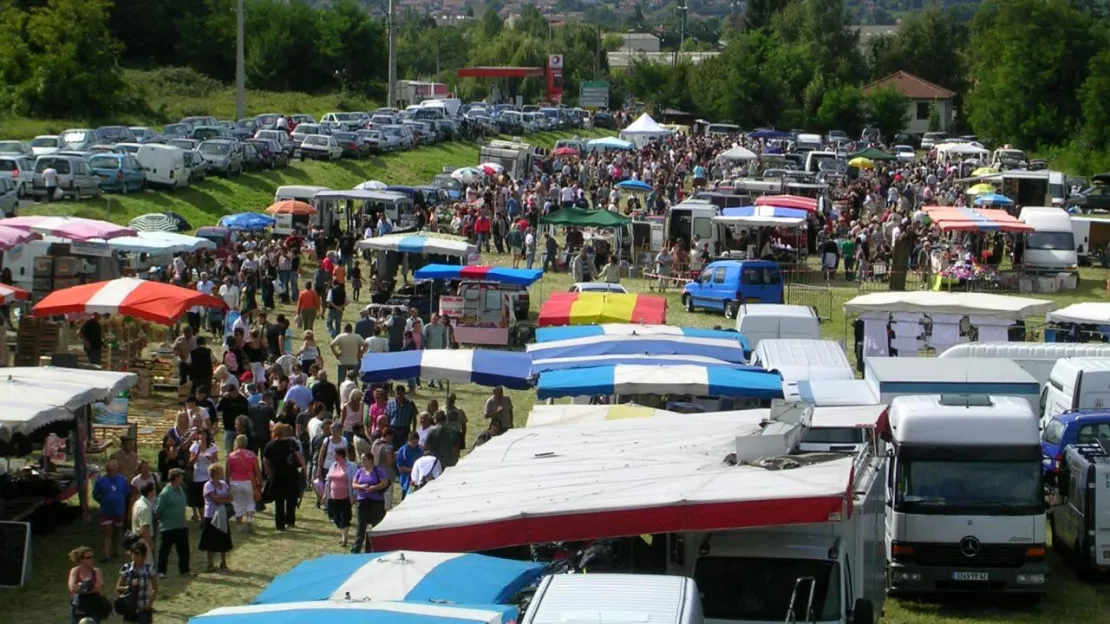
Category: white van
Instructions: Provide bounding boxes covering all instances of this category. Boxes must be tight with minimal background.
[751,338,853,383]
[521,574,703,624]
[136,144,189,190]
[1041,357,1110,427]
[1019,206,1078,274]
[735,304,820,349]
[795,133,823,152]
[805,150,839,174]
[940,341,1110,386]
[1071,215,1110,265]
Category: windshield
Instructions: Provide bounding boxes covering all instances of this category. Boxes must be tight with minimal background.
[89,156,121,169]
[168,140,193,150]
[164,124,188,135]
[896,459,1043,514]
[61,131,88,144]
[433,176,461,190]
[200,143,229,155]
[1026,231,1075,251]
[99,127,124,139]
[695,556,840,622]
[31,137,59,147]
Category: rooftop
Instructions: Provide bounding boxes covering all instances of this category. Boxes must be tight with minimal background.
[862,70,956,100]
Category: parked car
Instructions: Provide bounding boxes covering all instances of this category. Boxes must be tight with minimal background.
[291,124,328,147]
[592,112,617,130]
[1067,183,1110,214]
[191,125,233,141]
[58,129,102,151]
[161,123,192,140]
[368,114,398,128]
[254,129,294,157]
[681,259,785,319]
[241,142,265,172]
[129,127,161,143]
[430,174,462,200]
[331,131,367,158]
[180,115,218,128]
[115,142,144,156]
[570,282,628,294]
[297,134,342,161]
[96,126,136,144]
[356,129,385,154]
[136,144,190,190]
[321,112,363,126]
[920,132,948,150]
[255,113,283,130]
[88,153,146,193]
[198,139,244,176]
[0,177,17,216]
[31,154,102,200]
[892,133,919,149]
[89,145,128,155]
[30,135,62,156]
[290,114,316,126]
[182,149,208,182]
[233,119,259,140]
[382,125,413,150]
[243,138,282,168]
[893,145,916,163]
[1041,410,1110,479]
[0,140,31,157]
[0,155,34,197]
[167,138,201,152]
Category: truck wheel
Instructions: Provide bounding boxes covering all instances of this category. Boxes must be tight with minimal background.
[684,295,694,313]
[724,300,738,319]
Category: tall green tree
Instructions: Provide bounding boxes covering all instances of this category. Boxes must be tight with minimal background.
[865,7,966,92]
[815,84,863,134]
[863,86,909,140]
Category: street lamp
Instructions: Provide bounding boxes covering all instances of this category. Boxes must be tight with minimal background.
[236,0,245,120]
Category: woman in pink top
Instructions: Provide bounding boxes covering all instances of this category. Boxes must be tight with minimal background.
[366,387,389,436]
[324,447,357,546]
[225,435,260,528]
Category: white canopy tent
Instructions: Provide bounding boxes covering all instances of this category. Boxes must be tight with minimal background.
[717,145,759,162]
[103,231,217,255]
[526,404,681,427]
[843,292,1055,321]
[0,368,137,440]
[618,113,672,147]
[1047,302,1110,325]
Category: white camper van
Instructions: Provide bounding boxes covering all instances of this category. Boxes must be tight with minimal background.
[1019,207,1078,275]
[1041,357,1110,427]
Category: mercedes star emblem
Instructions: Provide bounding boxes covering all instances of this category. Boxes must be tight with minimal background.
[959,536,981,557]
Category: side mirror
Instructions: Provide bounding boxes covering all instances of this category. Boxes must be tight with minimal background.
[851,599,875,624]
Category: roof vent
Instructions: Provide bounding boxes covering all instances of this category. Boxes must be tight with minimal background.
[938,394,993,407]
[733,401,813,463]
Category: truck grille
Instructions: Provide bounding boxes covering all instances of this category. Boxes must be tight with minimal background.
[913,543,1032,568]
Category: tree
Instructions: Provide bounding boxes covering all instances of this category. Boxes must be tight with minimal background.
[815,84,863,134]
[865,7,966,92]
[1079,46,1110,150]
[13,0,127,118]
[478,8,503,40]
[927,100,941,132]
[863,87,909,140]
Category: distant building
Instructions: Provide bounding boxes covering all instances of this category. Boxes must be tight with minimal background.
[862,70,956,135]
[853,25,898,51]
[619,33,661,53]
[608,50,719,71]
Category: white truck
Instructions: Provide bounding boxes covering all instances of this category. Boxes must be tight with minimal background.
[1048,440,1110,576]
[884,395,1048,596]
[478,139,537,180]
[522,574,704,624]
[667,403,886,624]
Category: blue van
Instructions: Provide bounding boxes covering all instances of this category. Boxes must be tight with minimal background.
[1041,409,1110,477]
[682,259,784,319]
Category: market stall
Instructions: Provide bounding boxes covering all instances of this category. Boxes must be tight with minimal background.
[1045,302,1110,343]
[844,291,1055,360]
[218,212,275,231]
[531,353,752,373]
[33,277,227,325]
[618,113,673,147]
[585,136,634,152]
[535,323,745,343]
[252,551,543,605]
[1,216,136,241]
[359,349,533,390]
[535,363,783,400]
[128,212,191,232]
[355,233,476,257]
[536,292,666,327]
[412,264,543,347]
[105,231,217,255]
[713,206,808,263]
[921,206,1032,289]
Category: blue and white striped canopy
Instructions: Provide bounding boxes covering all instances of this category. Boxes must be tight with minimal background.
[535,323,749,349]
[536,364,784,399]
[359,349,533,389]
[190,601,518,624]
[715,206,808,227]
[532,354,761,373]
[526,334,750,364]
[253,551,544,606]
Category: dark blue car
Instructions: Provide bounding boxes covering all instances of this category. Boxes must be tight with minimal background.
[1040,409,1110,476]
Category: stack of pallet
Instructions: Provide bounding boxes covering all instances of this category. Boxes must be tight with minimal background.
[151,357,179,392]
[129,359,155,398]
[14,317,61,367]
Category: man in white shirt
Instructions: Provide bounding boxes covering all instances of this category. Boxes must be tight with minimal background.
[338,369,359,405]
[364,326,389,354]
[219,277,240,311]
[42,165,58,201]
[410,454,443,490]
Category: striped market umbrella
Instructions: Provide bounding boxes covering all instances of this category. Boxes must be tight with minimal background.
[33,277,226,325]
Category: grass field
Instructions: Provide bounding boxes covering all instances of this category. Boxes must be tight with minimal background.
[6,129,1110,624]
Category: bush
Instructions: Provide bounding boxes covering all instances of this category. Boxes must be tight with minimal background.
[125,67,224,100]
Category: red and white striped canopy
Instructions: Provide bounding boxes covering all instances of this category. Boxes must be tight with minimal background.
[32,278,227,325]
[0,283,30,304]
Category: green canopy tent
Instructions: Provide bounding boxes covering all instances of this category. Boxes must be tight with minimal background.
[848,147,898,161]
[540,207,631,227]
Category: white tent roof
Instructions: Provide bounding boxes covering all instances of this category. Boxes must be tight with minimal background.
[526,404,680,427]
[0,368,137,439]
[717,145,758,161]
[368,412,855,552]
[619,113,670,136]
[1047,302,1110,325]
[104,231,217,254]
[843,292,1054,320]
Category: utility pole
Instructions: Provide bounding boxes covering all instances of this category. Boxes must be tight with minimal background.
[235,0,245,120]
[594,25,601,81]
[435,39,440,76]
[387,0,397,109]
[679,0,688,50]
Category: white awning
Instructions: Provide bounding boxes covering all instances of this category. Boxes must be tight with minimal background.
[1047,302,1110,325]
[843,292,1054,320]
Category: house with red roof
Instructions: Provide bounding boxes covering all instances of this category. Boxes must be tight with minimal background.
[863,70,957,135]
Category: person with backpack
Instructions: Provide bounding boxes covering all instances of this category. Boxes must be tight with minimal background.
[325,280,347,339]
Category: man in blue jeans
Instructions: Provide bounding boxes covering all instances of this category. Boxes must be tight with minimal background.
[325,280,347,338]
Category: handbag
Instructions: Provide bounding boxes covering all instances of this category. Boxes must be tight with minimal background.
[252,477,262,503]
[114,567,140,618]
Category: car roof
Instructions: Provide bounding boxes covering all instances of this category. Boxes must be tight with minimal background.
[1055,410,1110,425]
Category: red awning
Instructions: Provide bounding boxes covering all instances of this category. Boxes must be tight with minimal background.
[456,67,545,79]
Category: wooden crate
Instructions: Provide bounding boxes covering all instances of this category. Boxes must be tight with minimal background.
[14,317,61,367]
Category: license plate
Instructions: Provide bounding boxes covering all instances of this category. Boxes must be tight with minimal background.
[99,175,109,181]
[951,572,988,581]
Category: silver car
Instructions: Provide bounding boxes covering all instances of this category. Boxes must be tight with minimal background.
[31,154,102,200]
[198,139,244,176]
[0,177,17,216]
[0,140,32,157]
[59,128,103,151]
[0,155,34,196]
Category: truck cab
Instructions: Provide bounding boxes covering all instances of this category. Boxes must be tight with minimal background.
[884,395,1047,595]
[682,260,784,319]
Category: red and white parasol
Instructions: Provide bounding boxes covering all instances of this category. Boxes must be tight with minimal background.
[32,278,227,325]
[1,216,136,241]
[0,225,41,251]
[0,283,30,304]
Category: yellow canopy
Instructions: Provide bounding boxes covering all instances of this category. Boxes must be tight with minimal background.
[972,167,998,176]
[848,157,874,169]
[967,183,996,195]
